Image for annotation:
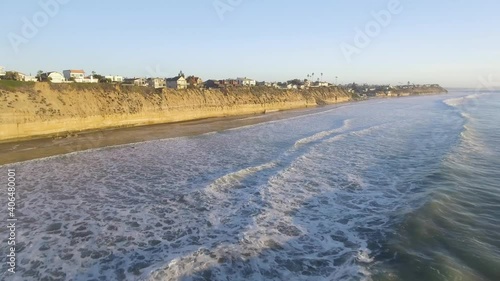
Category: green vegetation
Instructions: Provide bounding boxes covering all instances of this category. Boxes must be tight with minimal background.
[0,80,35,91]
[49,82,118,92]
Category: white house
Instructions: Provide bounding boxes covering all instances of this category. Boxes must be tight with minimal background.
[82,76,99,83]
[42,72,65,83]
[312,81,329,87]
[123,78,148,87]
[148,78,166,89]
[17,73,37,82]
[0,66,5,77]
[257,81,272,87]
[105,75,124,83]
[237,77,256,87]
[63,70,85,82]
[166,76,188,90]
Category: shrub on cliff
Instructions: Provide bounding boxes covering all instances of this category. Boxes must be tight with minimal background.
[0,80,35,92]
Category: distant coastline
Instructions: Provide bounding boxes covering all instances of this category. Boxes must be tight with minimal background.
[0,82,446,143]
[0,83,343,142]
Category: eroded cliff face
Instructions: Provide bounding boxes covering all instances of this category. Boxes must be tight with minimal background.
[0,83,353,142]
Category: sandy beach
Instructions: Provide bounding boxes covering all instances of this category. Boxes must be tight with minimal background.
[0,104,341,166]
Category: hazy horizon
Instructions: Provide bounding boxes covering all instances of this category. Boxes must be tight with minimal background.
[1,0,499,88]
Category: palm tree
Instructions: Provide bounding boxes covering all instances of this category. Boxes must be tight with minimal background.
[321,73,324,82]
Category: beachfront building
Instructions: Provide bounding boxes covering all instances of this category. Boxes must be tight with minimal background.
[186,76,203,88]
[204,79,220,89]
[219,79,239,87]
[237,77,256,87]
[105,75,124,83]
[257,81,272,87]
[123,78,148,87]
[147,78,166,89]
[41,72,65,83]
[312,81,329,87]
[63,70,85,82]
[17,72,37,82]
[166,76,188,90]
[82,76,99,83]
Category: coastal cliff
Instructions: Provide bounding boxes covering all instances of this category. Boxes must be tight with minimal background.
[0,83,446,142]
[0,83,352,142]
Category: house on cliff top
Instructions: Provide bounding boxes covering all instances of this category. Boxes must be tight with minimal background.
[105,75,124,83]
[148,78,166,89]
[237,77,256,87]
[63,70,85,82]
[186,76,203,88]
[123,78,148,87]
[41,72,65,83]
[63,70,98,83]
[166,76,188,90]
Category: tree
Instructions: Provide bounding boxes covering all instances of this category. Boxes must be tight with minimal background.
[287,79,302,86]
[3,71,20,81]
[321,73,324,81]
[178,70,185,78]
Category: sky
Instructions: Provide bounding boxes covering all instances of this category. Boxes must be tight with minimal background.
[0,0,499,88]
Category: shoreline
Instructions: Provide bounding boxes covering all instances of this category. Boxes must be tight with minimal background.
[0,103,348,166]
[0,91,448,166]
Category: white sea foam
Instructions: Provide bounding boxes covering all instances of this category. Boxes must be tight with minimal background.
[443,92,490,108]
[1,95,467,280]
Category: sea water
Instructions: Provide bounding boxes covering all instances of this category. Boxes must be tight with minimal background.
[1,91,499,281]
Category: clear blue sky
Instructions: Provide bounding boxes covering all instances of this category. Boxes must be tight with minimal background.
[1,0,499,87]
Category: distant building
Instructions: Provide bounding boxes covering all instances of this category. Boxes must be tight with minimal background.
[63,70,85,82]
[237,77,256,87]
[204,79,220,89]
[219,79,239,87]
[105,75,124,83]
[82,76,99,83]
[17,73,37,82]
[0,66,5,77]
[166,76,188,89]
[41,72,65,83]
[186,76,203,88]
[123,78,147,87]
[148,78,166,89]
[257,81,272,87]
[312,81,329,87]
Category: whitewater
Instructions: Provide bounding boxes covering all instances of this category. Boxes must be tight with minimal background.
[1,91,499,281]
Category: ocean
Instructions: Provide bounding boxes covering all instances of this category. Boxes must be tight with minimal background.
[1,91,499,281]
